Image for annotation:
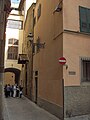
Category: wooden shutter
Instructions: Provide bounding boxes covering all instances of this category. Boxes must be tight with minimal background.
[87,9,90,33]
[37,4,41,20]
[79,6,87,32]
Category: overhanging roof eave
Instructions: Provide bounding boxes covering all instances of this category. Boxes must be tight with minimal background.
[18,0,25,10]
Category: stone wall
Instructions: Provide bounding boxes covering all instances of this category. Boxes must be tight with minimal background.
[64,86,90,118]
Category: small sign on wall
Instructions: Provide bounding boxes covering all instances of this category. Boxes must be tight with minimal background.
[68,71,76,75]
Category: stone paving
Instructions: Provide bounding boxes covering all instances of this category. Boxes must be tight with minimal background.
[3,96,90,120]
[3,96,60,120]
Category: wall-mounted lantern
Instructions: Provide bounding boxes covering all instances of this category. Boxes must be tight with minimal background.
[27,33,45,51]
[53,1,62,13]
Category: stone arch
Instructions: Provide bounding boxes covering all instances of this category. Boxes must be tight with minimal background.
[4,68,21,85]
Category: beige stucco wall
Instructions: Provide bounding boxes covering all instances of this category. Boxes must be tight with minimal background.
[22,3,36,97]
[63,33,90,86]
[63,0,90,31]
[63,0,90,86]
[34,0,63,105]
[25,0,36,18]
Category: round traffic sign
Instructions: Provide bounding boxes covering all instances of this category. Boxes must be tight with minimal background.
[59,57,66,65]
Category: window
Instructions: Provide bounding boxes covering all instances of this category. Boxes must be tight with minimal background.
[7,38,18,60]
[37,4,41,20]
[79,6,90,33]
[7,19,23,29]
[7,46,18,60]
[81,58,90,82]
[8,38,18,45]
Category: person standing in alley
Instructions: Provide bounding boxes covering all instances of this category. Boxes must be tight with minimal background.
[10,85,14,97]
[4,84,8,98]
[7,84,11,97]
[16,85,19,97]
[19,85,23,98]
[13,84,17,97]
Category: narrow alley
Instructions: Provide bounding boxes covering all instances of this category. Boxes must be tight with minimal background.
[4,96,60,120]
[1,0,90,120]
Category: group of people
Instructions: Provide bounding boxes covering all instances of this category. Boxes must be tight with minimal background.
[4,84,23,98]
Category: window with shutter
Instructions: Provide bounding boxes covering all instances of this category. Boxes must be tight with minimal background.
[87,9,90,32]
[79,6,87,32]
[37,4,41,20]
[79,6,90,33]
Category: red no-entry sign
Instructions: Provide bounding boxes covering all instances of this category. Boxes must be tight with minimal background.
[59,57,66,65]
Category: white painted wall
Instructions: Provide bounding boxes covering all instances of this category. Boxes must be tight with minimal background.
[5,14,24,70]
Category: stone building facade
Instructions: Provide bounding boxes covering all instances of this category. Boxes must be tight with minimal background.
[0,0,11,119]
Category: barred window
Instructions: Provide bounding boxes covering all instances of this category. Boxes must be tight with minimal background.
[81,58,90,82]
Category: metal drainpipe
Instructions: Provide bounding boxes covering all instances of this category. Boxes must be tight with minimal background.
[30,8,35,100]
[62,78,64,120]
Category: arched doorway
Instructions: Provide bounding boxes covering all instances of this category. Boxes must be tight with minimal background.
[4,68,21,85]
